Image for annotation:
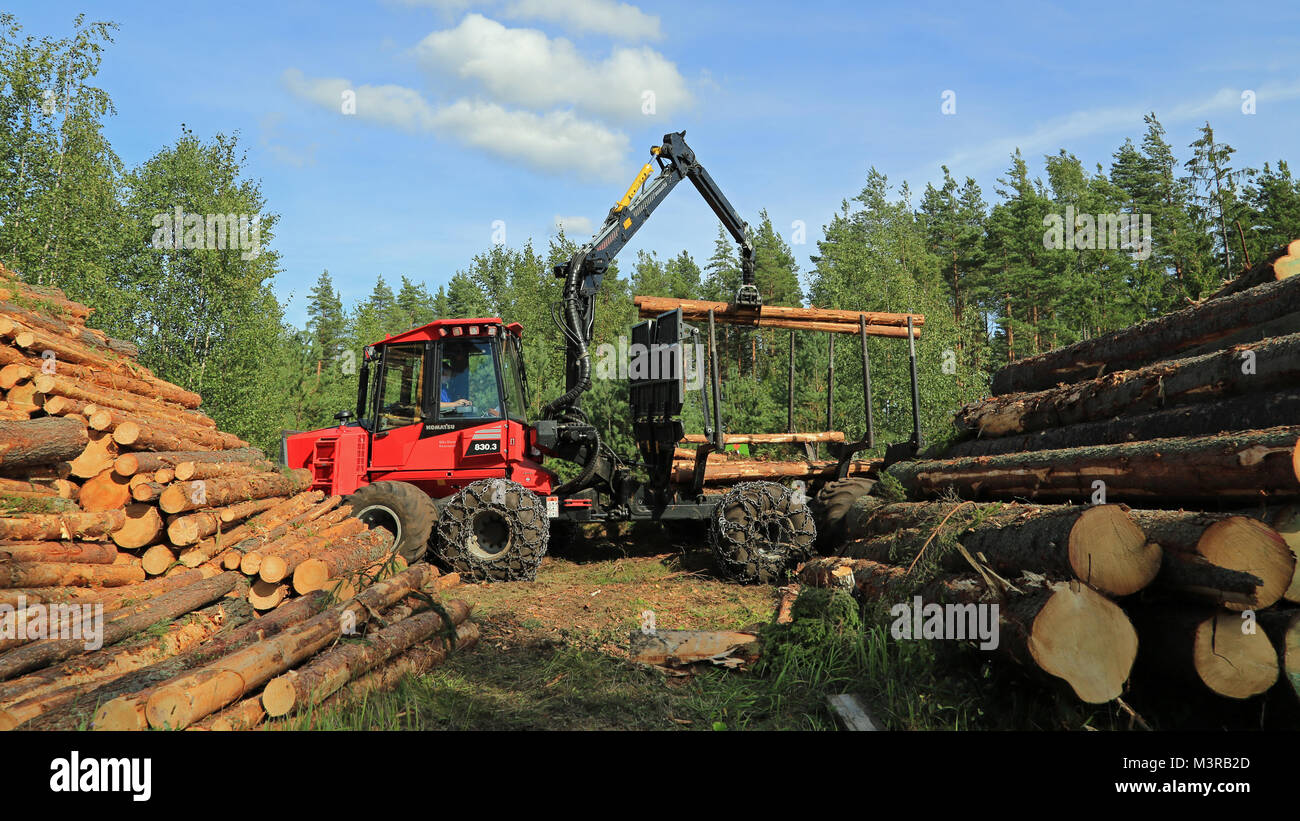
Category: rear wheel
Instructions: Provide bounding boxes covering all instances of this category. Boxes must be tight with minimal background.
[709,481,817,584]
[433,479,549,581]
[347,481,438,563]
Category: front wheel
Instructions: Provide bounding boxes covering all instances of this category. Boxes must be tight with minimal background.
[709,481,817,584]
[433,479,549,581]
[347,480,438,563]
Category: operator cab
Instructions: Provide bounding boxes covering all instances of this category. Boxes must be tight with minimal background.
[357,320,529,433]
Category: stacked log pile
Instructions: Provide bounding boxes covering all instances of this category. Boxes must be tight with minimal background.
[798,242,1300,714]
[0,268,475,729]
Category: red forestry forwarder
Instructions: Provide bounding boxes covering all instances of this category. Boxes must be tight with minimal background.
[285,132,923,583]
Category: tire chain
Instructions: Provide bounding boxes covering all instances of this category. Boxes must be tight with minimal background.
[709,481,817,585]
[435,478,549,581]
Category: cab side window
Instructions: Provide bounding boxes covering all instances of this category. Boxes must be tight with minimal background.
[376,344,425,431]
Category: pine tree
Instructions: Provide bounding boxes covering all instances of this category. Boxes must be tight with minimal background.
[1185,122,1254,281]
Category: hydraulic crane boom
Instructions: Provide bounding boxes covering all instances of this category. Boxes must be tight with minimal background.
[545,131,758,419]
[539,131,759,496]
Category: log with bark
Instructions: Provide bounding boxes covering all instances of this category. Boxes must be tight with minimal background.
[1130,510,1294,611]
[887,426,1300,504]
[0,560,144,589]
[797,557,1138,703]
[1206,238,1300,300]
[0,571,240,681]
[166,497,287,546]
[633,295,925,338]
[0,541,116,564]
[670,458,877,484]
[942,389,1300,458]
[302,622,480,723]
[681,431,847,444]
[0,599,239,730]
[956,333,1300,440]
[181,491,331,569]
[990,269,1300,395]
[291,528,396,594]
[1128,605,1278,700]
[112,447,266,478]
[261,598,473,717]
[0,510,124,542]
[256,516,368,583]
[836,501,1160,597]
[142,563,438,729]
[157,469,312,515]
[0,417,87,472]
[88,589,336,730]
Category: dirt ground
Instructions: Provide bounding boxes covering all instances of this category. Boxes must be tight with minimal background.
[286,527,800,730]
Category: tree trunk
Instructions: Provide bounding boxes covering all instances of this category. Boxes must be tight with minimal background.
[291,529,396,594]
[1206,238,1299,300]
[178,491,330,569]
[944,389,1300,458]
[0,510,124,541]
[142,564,437,729]
[958,333,1300,439]
[173,460,270,482]
[0,417,87,471]
[158,469,312,515]
[0,541,116,564]
[797,557,1138,703]
[262,598,472,717]
[113,447,265,478]
[887,426,1300,504]
[1130,510,1294,611]
[837,501,1160,597]
[0,572,239,682]
[166,497,287,546]
[1127,605,1278,700]
[990,271,1300,395]
[671,458,876,484]
[0,560,144,589]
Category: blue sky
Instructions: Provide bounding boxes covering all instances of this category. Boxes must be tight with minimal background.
[11,1,1300,326]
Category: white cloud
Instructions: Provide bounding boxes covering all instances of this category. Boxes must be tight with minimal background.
[503,0,662,41]
[414,14,690,122]
[282,68,628,181]
[434,99,628,179]
[553,214,593,234]
[937,82,1300,174]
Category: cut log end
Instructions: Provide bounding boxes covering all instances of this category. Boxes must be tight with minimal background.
[110,503,164,550]
[261,673,298,717]
[1199,516,1294,611]
[1027,582,1138,704]
[1194,612,1278,699]
[1067,505,1162,596]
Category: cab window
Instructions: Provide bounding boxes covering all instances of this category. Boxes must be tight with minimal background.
[376,343,426,431]
[438,338,503,421]
[499,336,528,421]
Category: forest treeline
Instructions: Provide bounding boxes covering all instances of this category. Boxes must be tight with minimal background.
[3,15,1298,459]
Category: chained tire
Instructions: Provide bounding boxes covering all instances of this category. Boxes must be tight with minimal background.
[347,480,438,563]
[709,481,817,585]
[433,478,549,581]
[810,476,877,549]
